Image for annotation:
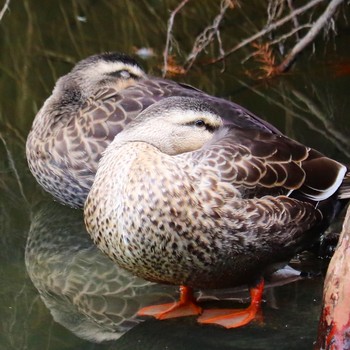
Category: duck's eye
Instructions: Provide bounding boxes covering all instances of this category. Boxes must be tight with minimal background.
[108,70,131,79]
[120,70,131,79]
[194,120,205,127]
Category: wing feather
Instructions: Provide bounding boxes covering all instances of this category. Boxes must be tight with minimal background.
[182,127,346,202]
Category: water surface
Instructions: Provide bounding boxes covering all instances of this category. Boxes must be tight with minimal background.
[1,1,349,349]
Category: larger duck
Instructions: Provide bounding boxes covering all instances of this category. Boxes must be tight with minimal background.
[84,96,350,329]
[26,52,280,208]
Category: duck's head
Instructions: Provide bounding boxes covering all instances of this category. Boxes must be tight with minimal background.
[51,52,145,106]
[113,96,224,155]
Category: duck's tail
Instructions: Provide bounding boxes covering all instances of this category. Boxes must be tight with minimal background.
[338,172,350,199]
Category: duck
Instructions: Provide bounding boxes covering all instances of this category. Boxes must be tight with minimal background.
[84,96,350,329]
[26,52,281,208]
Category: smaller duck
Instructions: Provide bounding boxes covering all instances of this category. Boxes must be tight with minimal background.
[84,96,350,328]
[26,53,146,208]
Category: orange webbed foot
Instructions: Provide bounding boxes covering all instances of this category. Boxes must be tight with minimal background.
[198,279,265,329]
[137,285,202,320]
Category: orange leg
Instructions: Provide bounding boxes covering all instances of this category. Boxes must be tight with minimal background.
[198,279,265,329]
[137,285,202,320]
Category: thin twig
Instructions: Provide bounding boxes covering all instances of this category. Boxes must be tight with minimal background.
[2,122,26,144]
[0,0,10,21]
[184,0,234,71]
[287,0,301,40]
[237,79,350,158]
[0,133,30,205]
[267,0,285,24]
[163,0,190,77]
[277,0,345,72]
[269,24,313,45]
[291,89,350,150]
[211,0,325,64]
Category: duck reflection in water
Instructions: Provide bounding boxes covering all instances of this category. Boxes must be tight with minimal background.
[25,201,177,342]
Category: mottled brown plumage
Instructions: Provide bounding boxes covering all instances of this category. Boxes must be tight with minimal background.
[26,52,280,208]
[84,97,349,294]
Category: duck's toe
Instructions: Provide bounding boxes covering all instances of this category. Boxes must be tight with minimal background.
[138,300,202,319]
[197,305,263,328]
[137,285,202,320]
[198,278,265,329]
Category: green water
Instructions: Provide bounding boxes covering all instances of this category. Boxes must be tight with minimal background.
[0,1,349,349]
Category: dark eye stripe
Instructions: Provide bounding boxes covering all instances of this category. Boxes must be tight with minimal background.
[205,124,216,133]
[185,120,217,133]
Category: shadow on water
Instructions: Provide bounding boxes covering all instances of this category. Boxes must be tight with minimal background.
[0,1,350,349]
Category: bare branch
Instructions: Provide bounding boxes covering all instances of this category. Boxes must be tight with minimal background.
[162,0,190,77]
[161,0,346,75]
[242,24,313,67]
[210,0,325,64]
[277,0,346,72]
[0,0,10,21]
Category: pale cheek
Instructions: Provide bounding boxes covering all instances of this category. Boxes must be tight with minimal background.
[170,131,211,154]
[183,134,208,153]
